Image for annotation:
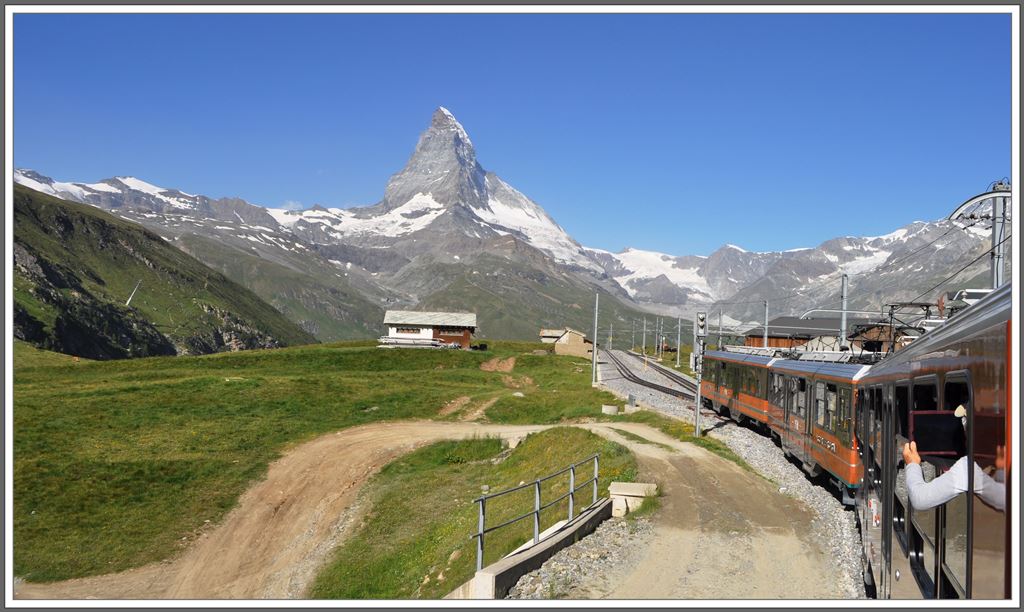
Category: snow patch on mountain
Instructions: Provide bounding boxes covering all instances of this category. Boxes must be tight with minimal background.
[608,247,714,298]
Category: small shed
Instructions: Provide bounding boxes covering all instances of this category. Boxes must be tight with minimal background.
[381,310,477,349]
[537,327,593,357]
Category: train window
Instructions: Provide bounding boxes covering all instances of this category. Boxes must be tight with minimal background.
[770,373,785,406]
[913,381,937,411]
[837,386,852,447]
[815,381,827,428]
[795,378,807,419]
[826,383,837,434]
[895,383,910,441]
[872,387,883,456]
[942,374,972,595]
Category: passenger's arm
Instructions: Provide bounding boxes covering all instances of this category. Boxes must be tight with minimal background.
[903,447,968,511]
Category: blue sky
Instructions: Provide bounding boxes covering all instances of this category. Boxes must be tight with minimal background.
[13,12,1012,255]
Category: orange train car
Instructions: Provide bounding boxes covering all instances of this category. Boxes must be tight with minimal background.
[702,350,869,498]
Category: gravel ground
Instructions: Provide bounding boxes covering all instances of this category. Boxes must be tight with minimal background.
[599,350,866,599]
[507,516,654,599]
[508,352,865,599]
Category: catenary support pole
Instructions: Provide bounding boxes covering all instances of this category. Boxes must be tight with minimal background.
[642,317,647,355]
[632,319,636,351]
[718,309,723,349]
[591,293,600,385]
[763,300,769,348]
[992,195,1007,288]
[675,317,682,367]
[839,274,849,350]
[695,337,703,437]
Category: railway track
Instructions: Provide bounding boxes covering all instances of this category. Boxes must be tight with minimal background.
[623,350,697,394]
[603,349,725,424]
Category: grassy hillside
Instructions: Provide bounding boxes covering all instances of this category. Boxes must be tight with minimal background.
[12,340,625,582]
[13,184,317,358]
[175,233,384,341]
[310,428,636,599]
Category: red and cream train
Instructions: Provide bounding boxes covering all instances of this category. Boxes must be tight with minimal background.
[699,283,1012,600]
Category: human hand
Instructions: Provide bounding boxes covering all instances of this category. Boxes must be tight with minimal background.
[903,441,921,465]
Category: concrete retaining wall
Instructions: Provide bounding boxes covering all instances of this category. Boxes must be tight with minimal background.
[445,497,612,599]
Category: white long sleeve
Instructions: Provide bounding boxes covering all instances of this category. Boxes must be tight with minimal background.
[905,457,1005,512]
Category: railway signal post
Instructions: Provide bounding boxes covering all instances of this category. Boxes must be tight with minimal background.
[695,312,707,437]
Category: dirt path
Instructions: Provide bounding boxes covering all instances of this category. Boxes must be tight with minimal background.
[577,423,845,599]
[14,421,548,600]
[17,420,843,600]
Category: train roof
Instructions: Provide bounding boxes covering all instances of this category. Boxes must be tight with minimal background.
[704,350,775,367]
[769,359,871,381]
[704,349,871,381]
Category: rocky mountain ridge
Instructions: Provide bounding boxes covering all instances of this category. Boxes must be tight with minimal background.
[15,107,1002,336]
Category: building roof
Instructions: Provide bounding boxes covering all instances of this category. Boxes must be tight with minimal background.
[384,310,477,327]
[539,327,588,340]
[744,316,881,339]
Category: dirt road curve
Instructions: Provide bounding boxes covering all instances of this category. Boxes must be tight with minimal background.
[17,420,843,600]
[15,421,548,600]
[578,423,844,599]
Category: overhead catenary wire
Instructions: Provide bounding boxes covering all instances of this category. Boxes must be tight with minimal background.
[906,233,1013,305]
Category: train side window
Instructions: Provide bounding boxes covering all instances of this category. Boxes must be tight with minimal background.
[770,373,784,406]
[895,383,910,441]
[913,381,937,411]
[796,378,807,419]
[941,374,972,597]
[837,386,852,447]
[815,381,827,428]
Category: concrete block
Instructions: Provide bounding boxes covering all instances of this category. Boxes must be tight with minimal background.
[612,496,628,518]
[609,482,658,497]
[601,404,620,415]
[623,404,641,414]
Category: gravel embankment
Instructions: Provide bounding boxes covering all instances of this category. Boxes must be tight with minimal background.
[507,516,654,599]
[508,352,864,599]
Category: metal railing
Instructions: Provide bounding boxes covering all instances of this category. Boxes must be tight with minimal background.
[470,454,600,571]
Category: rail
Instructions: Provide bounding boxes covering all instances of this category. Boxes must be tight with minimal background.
[470,454,600,571]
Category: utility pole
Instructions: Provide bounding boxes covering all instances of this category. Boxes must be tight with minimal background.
[608,321,613,351]
[675,317,682,368]
[763,300,769,348]
[839,274,849,350]
[631,319,636,351]
[591,293,599,385]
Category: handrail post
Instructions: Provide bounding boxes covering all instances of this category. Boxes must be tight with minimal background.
[568,465,575,521]
[592,455,599,505]
[533,480,541,545]
[476,498,485,571]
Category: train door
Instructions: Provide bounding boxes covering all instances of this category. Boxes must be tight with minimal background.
[858,385,884,595]
[878,384,896,599]
[784,375,807,458]
[889,381,918,598]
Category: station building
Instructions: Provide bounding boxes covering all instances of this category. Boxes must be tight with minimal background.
[381,310,477,349]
